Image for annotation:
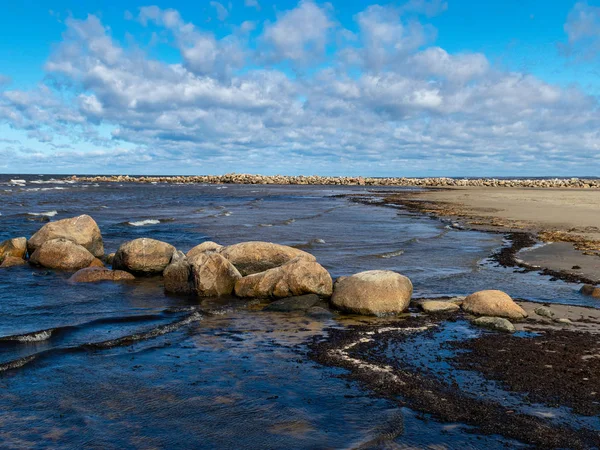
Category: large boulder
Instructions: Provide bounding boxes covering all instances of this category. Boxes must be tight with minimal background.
[112,238,176,275]
[190,253,241,297]
[220,241,316,276]
[186,241,223,259]
[69,267,135,283]
[163,251,194,295]
[0,237,27,262]
[330,270,412,316]
[461,290,527,320]
[28,215,104,257]
[234,258,333,299]
[30,238,96,271]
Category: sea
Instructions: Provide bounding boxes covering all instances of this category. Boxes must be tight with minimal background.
[0,175,596,449]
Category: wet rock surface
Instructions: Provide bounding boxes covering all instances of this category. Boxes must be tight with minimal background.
[0,256,27,268]
[0,237,27,262]
[263,294,321,312]
[69,267,135,283]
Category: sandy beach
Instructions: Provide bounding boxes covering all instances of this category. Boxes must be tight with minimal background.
[370,187,600,283]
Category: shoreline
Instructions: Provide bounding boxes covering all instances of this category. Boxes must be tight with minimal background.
[66,174,600,189]
[347,187,600,286]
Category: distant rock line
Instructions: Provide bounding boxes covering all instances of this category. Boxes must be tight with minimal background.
[67,174,600,188]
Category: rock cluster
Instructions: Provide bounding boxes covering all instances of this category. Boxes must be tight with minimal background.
[69,174,600,189]
[1,214,534,330]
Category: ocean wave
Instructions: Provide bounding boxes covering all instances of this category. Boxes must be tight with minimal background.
[0,329,54,342]
[27,210,58,217]
[9,179,26,185]
[0,355,36,372]
[294,238,326,249]
[377,249,405,259]
[30,179,72,185]
[84,312,203,349]
[128,219,161,227]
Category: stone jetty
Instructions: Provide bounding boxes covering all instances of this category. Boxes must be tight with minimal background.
[68,174,600,189]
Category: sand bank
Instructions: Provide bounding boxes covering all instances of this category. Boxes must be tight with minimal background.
[360,187,600,283]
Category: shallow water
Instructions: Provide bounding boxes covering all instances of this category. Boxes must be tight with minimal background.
[0,175,596,448]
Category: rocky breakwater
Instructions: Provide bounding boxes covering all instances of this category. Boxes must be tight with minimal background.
[69,174,600,189]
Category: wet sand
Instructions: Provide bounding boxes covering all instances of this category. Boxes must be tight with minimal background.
[364,187,600,283]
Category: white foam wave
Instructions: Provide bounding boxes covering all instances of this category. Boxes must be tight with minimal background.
[378,249,405,259]
[128,219,161,226]
[27,210,58,217]
[7,330,53,342]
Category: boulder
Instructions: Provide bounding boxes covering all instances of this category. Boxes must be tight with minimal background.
[69,267,135,283]
[234,258,333,299]
[88,258,105,268]
[30,238,96,271]
[112,238,176,275]
[330,270,412,316]
[163,251,194,295]
[461,290,527,320]
[0,256,27,268]
[220,241,316,276]
[0,237,27,262]
[534,306,554,318]
[28,215,104,257]
[420,300,460,314]
[105,253,115,265]
[472,316,515,333]
[263,294,321,312]
[186,241,223,259]
[580,284,600,298]
[190,253,241,297]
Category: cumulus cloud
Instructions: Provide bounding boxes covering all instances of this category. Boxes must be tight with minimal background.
[1,1,600,175]
[260,1,334,64]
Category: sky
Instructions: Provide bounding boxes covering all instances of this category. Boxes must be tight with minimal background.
[1,0,600,176]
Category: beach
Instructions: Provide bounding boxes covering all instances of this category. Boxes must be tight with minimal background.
[357,186,600,283]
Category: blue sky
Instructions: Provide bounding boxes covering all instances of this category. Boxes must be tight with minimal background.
[1,0,600,176]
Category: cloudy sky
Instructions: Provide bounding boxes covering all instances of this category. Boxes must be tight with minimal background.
[1,0,599,176]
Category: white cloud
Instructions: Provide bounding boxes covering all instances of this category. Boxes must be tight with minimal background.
[562,1,600,60]
[261,1,334,64]
[244,0,260,10]
[210,1,229,21]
